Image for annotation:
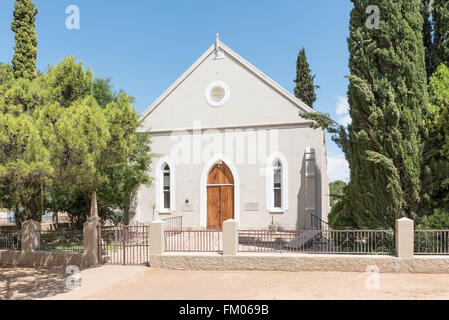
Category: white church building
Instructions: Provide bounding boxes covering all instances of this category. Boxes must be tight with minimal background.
[133,36,330,230]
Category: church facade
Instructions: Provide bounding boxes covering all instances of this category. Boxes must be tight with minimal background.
[133,37,330,230]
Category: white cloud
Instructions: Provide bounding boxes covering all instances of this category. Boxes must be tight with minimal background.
[335,96,352,126]
[339,114,352,126]
[327,154,349,182]
[336,96,349,115]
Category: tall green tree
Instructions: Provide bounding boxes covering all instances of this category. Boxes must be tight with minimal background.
[329,180,347,207]
[0,64,13,86]
[304,0,428,228]
[421,64,449,222]
[0,113,52,222]
[294,48,318,108]
[11,0,38,80]
[421,0,435,77]
[432,0,449,68]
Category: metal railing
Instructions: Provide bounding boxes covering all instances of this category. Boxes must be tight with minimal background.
[40,229,83,252]
[0,229,21,250]
[163,216,183,231]
[310,214,330,231]
[414,230,449,255]
[98,225,149,265]
[165,228,222,252]
[238,229,395,255]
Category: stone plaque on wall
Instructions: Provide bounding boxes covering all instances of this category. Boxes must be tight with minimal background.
[245,202,259,212]
[182,203,194,212]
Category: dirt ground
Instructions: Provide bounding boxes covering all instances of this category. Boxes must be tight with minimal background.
[2,266,449,300]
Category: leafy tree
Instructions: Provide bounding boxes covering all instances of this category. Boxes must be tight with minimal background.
[11,0,38,80]
[97,131,153,224]
[0,113,52,221]
[93,77,116,109]
[422,64,449,217]
[0,55,152,225]
[303,0,428,229]
[39,58,152,225]
[40,56,93,108]
[432,0,449,68]
[329,180,347,207]
[294,48,318,107]
[0,64,13,86]
[417,209,449,229]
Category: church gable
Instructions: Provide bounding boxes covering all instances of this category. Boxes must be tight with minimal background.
[139,37,314,132]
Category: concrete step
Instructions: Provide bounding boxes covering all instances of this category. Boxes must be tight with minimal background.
[284,231,321,249]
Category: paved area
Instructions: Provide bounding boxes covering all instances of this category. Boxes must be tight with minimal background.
[0,266,148,300]
[2,266,449,300]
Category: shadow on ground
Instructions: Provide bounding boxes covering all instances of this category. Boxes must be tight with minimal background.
[0,267,71,300]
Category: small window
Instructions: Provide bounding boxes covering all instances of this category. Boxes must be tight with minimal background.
[210,86,226,102]
[273,160,282,209]
[205,81,230,107]
[266,152,289,212]
[163,164,171,210]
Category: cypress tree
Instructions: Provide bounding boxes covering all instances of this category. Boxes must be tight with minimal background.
[432,0,449,67]
[11,0,38,80]
[294,48,318,108]
[421,0,435,77]
[343,0,428,228]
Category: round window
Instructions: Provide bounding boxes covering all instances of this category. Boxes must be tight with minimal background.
[205,81,230,107]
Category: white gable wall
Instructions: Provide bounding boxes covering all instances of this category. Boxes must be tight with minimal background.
[140,50,311,133]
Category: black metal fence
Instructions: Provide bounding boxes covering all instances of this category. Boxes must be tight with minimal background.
[238,229,395,255]
[414,230,449,255]
[40,229,83,252]
[98,225,149,265]
[165,229,222,252]
[0,229,21,250]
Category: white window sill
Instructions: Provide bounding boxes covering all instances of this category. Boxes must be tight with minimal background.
[158,210,173,215]
[269,209,285,214]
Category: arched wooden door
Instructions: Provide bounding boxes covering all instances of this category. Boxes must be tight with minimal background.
[207,162,234,230]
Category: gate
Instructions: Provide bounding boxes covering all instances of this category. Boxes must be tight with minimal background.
[98,225,149,265]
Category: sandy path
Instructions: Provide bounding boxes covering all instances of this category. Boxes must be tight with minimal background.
[82,269,449,300]
[3,266,449,300]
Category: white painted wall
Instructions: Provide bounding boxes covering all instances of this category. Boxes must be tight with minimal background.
[134,41,330,229]
[133,126,328,230]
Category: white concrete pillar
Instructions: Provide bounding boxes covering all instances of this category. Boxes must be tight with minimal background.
[82,221,99,266]
[305,147,316,228]
[395,218,414,259]
[223,219,238,256]
[149,220,165,255]
[21,220,40,253]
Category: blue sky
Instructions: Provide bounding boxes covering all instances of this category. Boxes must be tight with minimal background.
[0,0,353,182]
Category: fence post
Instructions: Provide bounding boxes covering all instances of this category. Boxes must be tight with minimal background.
[21,220,40,253]
[223,219,238,256]
[149,220,165,255]
[82,221,99,266]
[395,217,414,259]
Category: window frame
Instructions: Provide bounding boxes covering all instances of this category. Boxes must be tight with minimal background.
[266,152,289,212]
[156,158,176,214]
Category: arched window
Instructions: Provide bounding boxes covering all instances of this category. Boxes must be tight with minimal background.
[156,158,176,213]
[266,152,289,212]
[273,160,282,209]
[162,164,171,210]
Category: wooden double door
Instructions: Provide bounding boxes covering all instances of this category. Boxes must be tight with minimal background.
[207,162,234,230]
